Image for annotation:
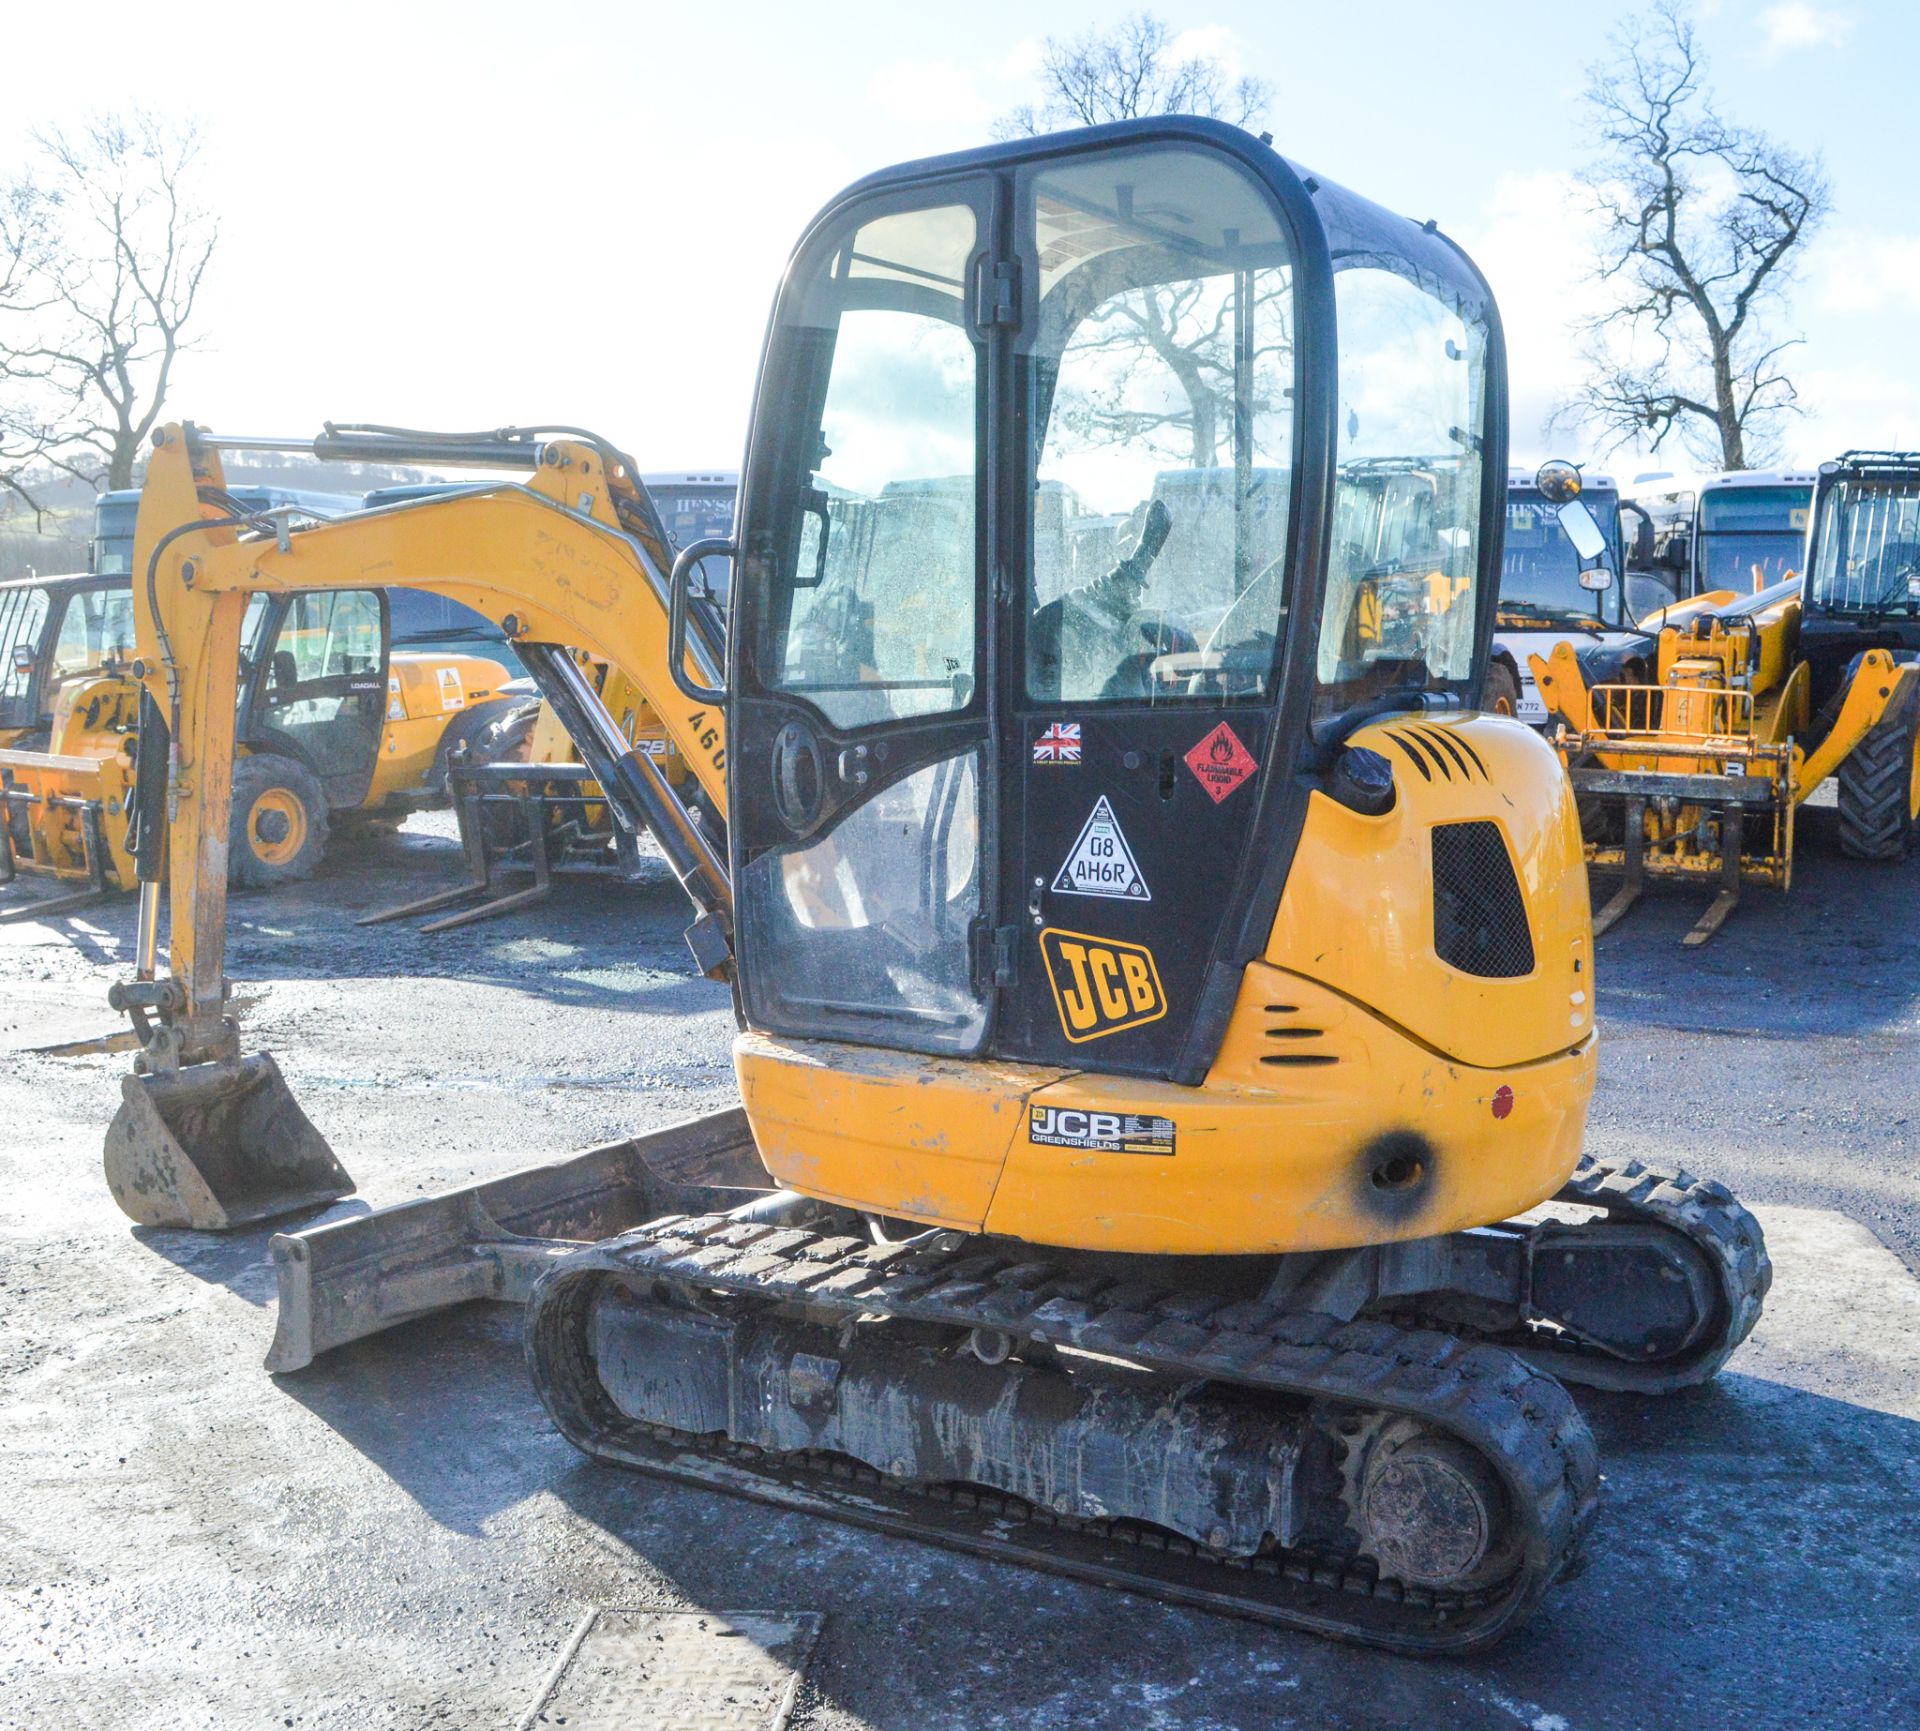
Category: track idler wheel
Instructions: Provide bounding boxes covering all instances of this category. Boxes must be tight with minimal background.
[1344,1416,1518,1594]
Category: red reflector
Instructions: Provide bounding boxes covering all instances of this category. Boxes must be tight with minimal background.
[1491,1085,1515,1120]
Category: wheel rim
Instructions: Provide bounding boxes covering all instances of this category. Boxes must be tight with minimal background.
[248,787,308,866]
[1492,693,1515,717]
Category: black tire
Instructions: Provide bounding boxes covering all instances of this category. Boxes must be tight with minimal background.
[1483,661,1522,719]
[461,701,544,853]
[228,754,330,888]
[471,701,539,769]
[425,696,538,798]
[1836,676,1920,861]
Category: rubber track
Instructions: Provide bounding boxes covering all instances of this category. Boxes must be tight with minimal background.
[1507,1152,1772,1394]
[527,1216,1601,1655]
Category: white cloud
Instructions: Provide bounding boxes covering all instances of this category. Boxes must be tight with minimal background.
[1459,170,1617,466]
[1758,3,1855,57]
[1791,365,1920,464]
[1168,24,1247,75]
[866,60,992,127]
[997,38,1045,80]
[1821,233,1920,314]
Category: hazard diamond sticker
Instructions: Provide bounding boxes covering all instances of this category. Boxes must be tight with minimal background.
[1184,722,1256,804]
[1052,796,1150,900]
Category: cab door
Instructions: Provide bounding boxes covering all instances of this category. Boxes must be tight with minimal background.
[731,180,1002,1057]
[242,589,390,809]
[998,142,1304,1081]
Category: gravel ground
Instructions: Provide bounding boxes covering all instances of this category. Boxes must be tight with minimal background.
[1,807,1916,1731]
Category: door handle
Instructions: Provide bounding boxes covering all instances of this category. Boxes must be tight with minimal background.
[769,720,825,834]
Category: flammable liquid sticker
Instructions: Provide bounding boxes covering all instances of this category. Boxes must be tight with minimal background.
[1052,795,1150,900]
[1183,721,1257,804]
[1029,1105,1176,1156]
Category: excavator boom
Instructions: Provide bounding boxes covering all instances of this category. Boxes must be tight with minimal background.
[110,424,733,1227]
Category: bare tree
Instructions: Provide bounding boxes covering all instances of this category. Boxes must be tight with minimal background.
[0,180,62,520]
[0,115,217,495]
[994,12,1269,139]
[1560,2,1829,470]
[995,14,1284,470]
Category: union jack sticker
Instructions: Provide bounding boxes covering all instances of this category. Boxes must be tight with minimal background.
[1032,722,1082,764]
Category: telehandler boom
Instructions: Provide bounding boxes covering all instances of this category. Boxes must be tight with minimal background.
[110,118,1768,1654]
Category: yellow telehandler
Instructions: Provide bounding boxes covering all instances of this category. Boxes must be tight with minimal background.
[101,119,1767,1654]
[0,563,524,919]
[1529,450,1920,944]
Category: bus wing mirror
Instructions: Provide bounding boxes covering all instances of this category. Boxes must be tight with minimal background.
[1557,499,1609,564]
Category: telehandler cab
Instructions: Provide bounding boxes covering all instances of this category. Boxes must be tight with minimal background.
[0,563,524,919]
[106,119,1767,1654]
[1530,449,1920,944]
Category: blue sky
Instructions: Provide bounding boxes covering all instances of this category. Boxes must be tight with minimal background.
[3,0,1912,477]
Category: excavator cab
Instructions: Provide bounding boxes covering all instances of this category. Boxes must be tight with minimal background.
[727,118,1504,1089]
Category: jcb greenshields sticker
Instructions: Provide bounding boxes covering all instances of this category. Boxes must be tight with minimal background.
[1039,927,1166,1042]
[1029,1105,1176,1156]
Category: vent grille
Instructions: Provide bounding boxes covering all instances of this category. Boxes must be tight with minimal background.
[1382,724,1487,782]
[1260,1004,1338,1067]
[1432,821,1535,978]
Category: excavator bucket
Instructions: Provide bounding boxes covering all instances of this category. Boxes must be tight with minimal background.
[103,1052,353,1231]
[265,1106,770,1372]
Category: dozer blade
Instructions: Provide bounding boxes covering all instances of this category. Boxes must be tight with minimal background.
[103,1052,354,1232]
[266,1105,770,1373]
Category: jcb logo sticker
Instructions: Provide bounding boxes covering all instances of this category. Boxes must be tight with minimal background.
[1029,1105,1175,1156]
[1039,927,1166,1043]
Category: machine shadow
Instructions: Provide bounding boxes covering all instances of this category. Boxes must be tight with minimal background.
[272,1300,570,1537]
[525,1360,1920,1729]
[3,823,730,1016]
[131,1197,372,1308]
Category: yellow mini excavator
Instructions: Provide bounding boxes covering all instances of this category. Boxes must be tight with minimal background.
[0,561,524,919]
[1530,450,1920,944]
[102,119,1768,1654]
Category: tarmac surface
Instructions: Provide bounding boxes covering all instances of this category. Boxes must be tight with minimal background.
[2,804,1917,1731]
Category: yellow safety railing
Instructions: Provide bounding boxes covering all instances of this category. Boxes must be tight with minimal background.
[1588,684,1755,743]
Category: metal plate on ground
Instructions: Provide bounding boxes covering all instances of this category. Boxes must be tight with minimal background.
[519,1608,822,1731]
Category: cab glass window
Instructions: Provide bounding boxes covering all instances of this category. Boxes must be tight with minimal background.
[1696,485,1812,592]
[0,585,52,721]
[276,590,382,682]
[757,202,980,732]
[49,586,138,677]
[743,749,985,1049]
[1313,265,1488,716]
[1811,482,1920,613]
[1019,146,1296,704]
